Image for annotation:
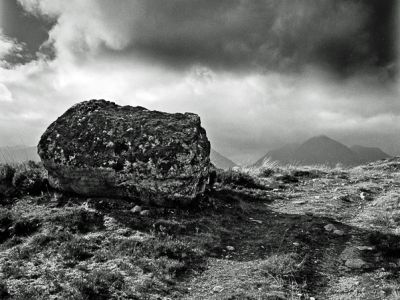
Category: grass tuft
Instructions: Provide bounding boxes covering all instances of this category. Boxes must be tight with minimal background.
[260,253,300,277]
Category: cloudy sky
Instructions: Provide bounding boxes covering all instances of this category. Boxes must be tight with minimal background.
[0,0,399,163]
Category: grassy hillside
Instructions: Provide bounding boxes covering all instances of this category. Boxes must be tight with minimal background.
[0,158,400,299]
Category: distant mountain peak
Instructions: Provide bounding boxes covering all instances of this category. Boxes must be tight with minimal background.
[304,135,342,145]
[210,149,237,170]
[313,134,331,140]
[255,135,389,167]
[294,135,359,166]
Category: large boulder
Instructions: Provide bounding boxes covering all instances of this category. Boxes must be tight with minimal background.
[38,100,210,206]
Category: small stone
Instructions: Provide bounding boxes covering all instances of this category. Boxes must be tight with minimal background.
[345,258,367,269]
[293,242,300,247]
[333,230,345,236]
[131,205,142,213]
[249,218,263,224]
[310,297,316,300]
[324,224,336,232]
[360,192,372,201]
[53,192,63,201]
[356,246,375,251]
[140,210,150,216]
[293,200,306,205]
[212,286,224,293]
[226,246,235,251]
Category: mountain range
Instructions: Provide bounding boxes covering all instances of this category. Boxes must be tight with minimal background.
[255,135,391,167]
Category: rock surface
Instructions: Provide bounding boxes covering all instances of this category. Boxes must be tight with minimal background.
[345,258,367,269]
[131,205,142,213]
[38,99,210,206]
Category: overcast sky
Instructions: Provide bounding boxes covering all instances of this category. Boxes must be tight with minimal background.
[0,0,399,163]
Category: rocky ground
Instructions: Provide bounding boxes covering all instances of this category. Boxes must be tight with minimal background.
[0,158,400,299]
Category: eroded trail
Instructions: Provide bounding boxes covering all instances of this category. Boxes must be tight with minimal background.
[185,159,400,299]
[269,165,400,299]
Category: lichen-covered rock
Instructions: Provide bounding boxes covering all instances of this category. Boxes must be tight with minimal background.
[38,99,210,206]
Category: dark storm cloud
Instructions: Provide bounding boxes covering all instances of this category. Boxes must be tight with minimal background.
[1,0,399,161]
[12,0,397,77]
[112,0,397,77]
[1,0,53,65]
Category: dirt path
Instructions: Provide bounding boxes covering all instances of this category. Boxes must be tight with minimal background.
[185,164,400,299]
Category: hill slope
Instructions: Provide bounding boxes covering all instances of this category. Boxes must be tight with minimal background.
[350,145,391,163]
[255,143,299,166]
[210,149,237,170]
